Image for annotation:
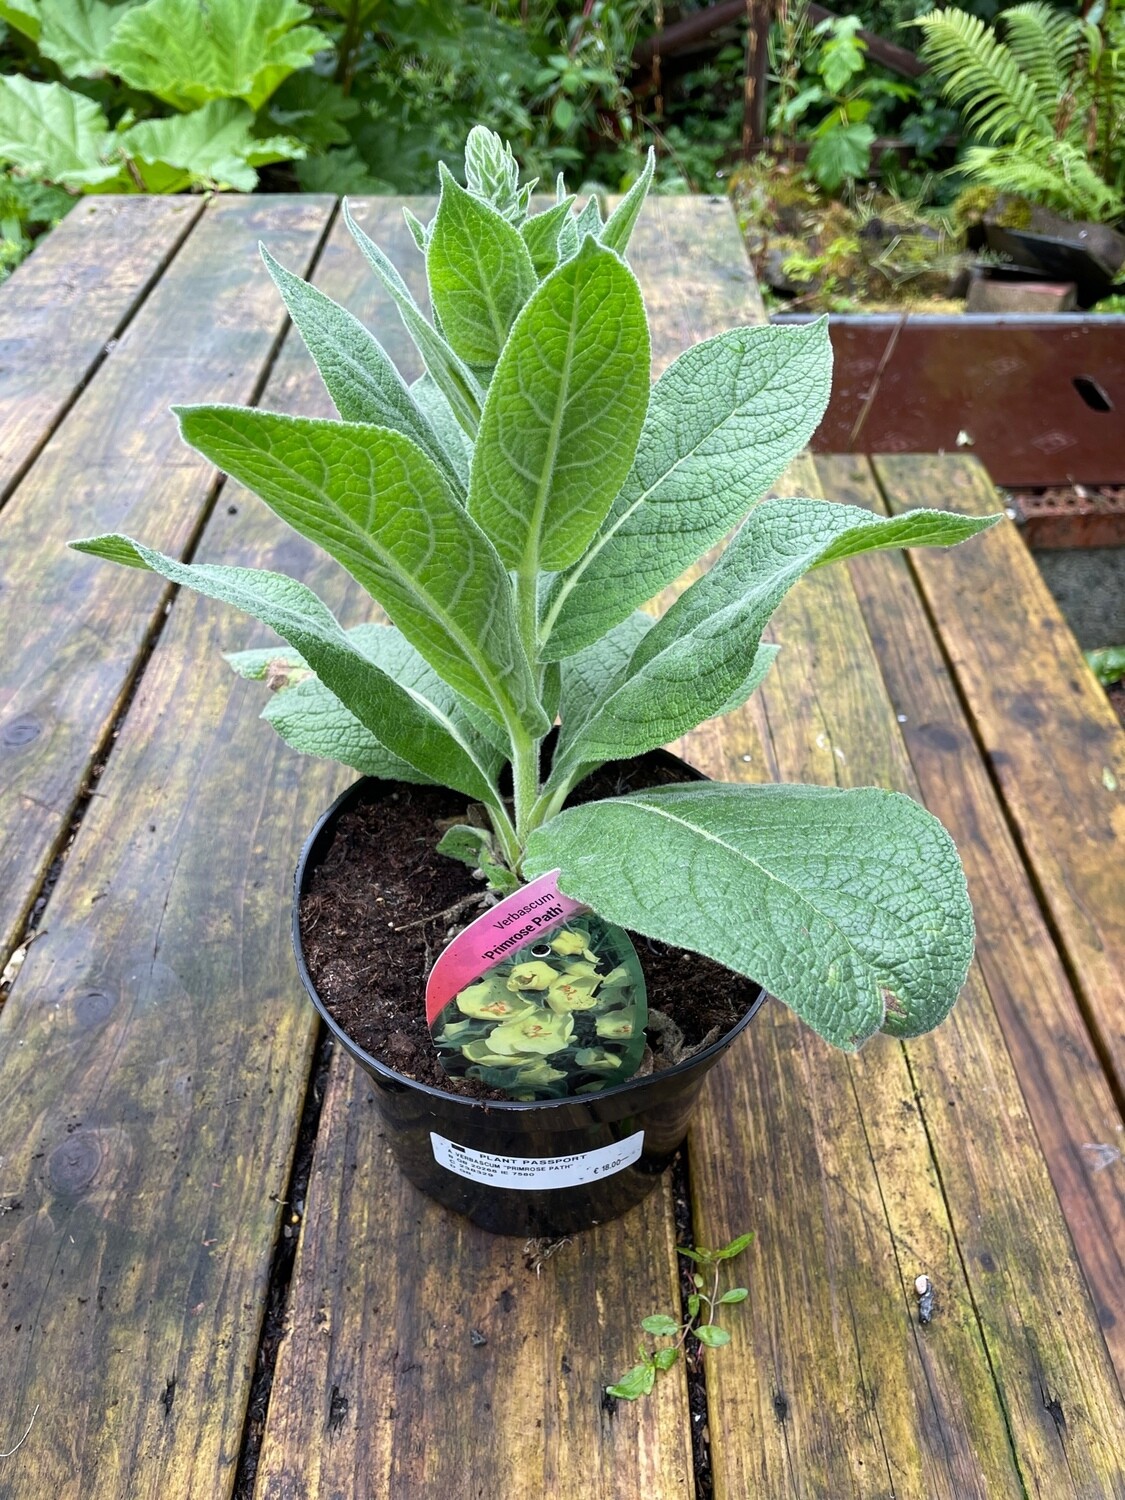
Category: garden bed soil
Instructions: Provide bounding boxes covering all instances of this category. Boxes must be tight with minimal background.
[299,757,757,1102]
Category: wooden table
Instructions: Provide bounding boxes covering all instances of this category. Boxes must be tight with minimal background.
[1,193,1123,1499]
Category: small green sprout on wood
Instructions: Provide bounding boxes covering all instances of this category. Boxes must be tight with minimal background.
[70,124,1001,1053]
[607,1233,754,1401]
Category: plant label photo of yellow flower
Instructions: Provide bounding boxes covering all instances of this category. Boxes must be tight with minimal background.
[425,873,648,1098]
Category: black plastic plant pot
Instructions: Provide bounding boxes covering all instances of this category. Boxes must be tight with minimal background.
[292,762,767,1237]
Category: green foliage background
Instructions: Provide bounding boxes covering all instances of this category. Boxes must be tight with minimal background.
[1,0,1119,282]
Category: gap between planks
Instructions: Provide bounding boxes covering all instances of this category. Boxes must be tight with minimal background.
[250,196,708,1500]
[0,195,336,975]
[0,196,204,516]
[819,452,1125,1384]
[0,196,341,1497]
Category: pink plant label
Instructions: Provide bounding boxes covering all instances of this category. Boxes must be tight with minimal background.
[425,870,585,1024]
[425,872,649,1102]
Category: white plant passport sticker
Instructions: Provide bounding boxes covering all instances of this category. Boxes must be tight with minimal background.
[425,871,648,1100]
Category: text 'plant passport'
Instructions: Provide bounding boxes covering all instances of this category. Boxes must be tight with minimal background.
[425,871,647,1100]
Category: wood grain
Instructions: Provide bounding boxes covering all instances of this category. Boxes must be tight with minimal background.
[0,194,332,969]
[0,197,346,1496]
[629,204,1030,1498]
[874,453,1125,1105]
[819,453,1125,1380]
[700,447,1125,1494]
[0,195,202,509]
[254,1054,694,1500]
[253,197,696,1500]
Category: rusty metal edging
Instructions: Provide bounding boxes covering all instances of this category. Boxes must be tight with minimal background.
[774,313,1125,488]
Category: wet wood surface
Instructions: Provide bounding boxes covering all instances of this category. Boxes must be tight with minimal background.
[0,195,1122,1498]
[820,453,1125,1382]
[0,194,332,966]
[876,453,1125,1103]
[0,196,202,508]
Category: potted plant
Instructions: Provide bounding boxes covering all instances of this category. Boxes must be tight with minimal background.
[71,128,996,1236]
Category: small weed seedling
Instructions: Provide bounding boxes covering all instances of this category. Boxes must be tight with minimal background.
[606,1232,754,1401]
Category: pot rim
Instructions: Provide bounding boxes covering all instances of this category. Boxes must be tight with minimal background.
[292,766,768,1114]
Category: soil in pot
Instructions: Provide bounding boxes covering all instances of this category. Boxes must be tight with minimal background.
[299,753,760,1104]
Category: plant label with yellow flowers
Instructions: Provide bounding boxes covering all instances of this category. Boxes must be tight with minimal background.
[425,870,647,1100]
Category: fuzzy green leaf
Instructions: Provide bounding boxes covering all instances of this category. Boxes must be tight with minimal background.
[719,1288,749,1304]
[520,196,576,279]
[463,124,523,221]
[468,237,649,574]
[409,373,473,490]
[174,407,547,739]
[260,673,433,782]
[344,200,485,437]
[541,321,834,660]
[227,621,506,765]
[105,0,326,112]
[550,499,999,786]
[558,610,653,749]
[525,781,975,1051]
[599,148,654,256]
[436,824,492,867]
[261,248,463,493]
[68,539,503,806]
[652,1347,680,1371]
[426,164,537,366]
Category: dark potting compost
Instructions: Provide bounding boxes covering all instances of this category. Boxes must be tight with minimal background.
[299,754,759,1103]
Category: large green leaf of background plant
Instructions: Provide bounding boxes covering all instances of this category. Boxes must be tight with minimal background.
[540,320,833,659]
[549,499,999,789]
[106,0,326,111]
[122,101,299,192]
[0,0,41,42]
[37,0,120,77]
[525,782,975,1050]
[426,164,537,366]
[468,236,649,575]
[68,539,505,805]
[0,75,125,190]
[175,407,547,738]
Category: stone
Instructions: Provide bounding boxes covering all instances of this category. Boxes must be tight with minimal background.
[965,276,1078,313]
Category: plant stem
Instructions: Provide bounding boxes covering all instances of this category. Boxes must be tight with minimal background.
[516,563,540,674]
[510,727,542,856]
[486,797,521,872]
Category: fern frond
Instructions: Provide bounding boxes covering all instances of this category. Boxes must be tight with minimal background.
[962,136,1124,221]
[999,4,1084,120]
[915,8,1054,142]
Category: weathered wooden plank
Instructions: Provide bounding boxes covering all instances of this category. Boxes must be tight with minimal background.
[0,195,203,510]
[0,194,332,969]
[819,452,1125,1380]
[874,452,1125,1105]
[0,199,343,1496]
[628,202,1030,1498]
[254,1054,695,1500]
[253,198,696,1500]
[699,447,1125,1493]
